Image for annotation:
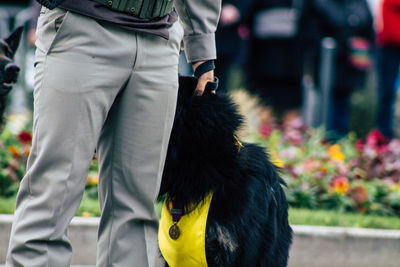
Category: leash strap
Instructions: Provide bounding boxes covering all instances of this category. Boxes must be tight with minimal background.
[193,60,215,79]
[193,60,219,93]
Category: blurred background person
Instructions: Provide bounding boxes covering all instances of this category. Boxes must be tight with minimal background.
[0,0,29,38]
[0,0,40,124]
[215,0,253,93]
[244,0,311,123]
[0,0,30,18]
[375,0,400,138]
[0,0,40,46]
[313,0,374,137]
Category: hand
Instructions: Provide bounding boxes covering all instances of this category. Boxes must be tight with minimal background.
[192,61,214,96]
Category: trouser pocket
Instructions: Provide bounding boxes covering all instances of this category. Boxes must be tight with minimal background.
[35,7,70,54]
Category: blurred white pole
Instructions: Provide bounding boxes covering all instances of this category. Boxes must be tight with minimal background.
[302,74,317,126]
[318,37,337,128]
[302,37,337,128]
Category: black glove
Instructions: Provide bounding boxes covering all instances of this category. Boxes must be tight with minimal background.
[36,0,65,9]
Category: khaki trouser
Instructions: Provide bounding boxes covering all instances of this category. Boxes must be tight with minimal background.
[6,7,183,267]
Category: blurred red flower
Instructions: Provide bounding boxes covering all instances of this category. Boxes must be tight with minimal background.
[18,131,32,144]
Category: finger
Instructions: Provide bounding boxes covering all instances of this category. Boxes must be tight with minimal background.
[193,67,214,96]
[194,78,208,96]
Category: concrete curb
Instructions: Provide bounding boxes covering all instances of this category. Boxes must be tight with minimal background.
[0,215,98,265]
[290,225,400,267]
[1,215,400,266]
[293,224,400,239]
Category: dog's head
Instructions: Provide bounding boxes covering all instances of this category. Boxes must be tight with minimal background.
[160,76,245,205]
[0,26,24,124]
[169,76,243,164]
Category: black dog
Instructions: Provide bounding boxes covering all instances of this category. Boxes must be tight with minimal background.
[0,26,24,126]
[158,76,292,266]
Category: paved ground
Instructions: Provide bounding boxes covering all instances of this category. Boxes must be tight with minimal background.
[1,266,94,267]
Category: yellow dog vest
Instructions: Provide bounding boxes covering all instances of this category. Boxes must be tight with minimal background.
[158,194,213,267]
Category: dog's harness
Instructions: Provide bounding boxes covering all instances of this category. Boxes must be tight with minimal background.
[159,194,213,267]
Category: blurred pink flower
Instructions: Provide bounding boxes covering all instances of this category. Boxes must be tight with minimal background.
[284,129,303,146]
[259,125,272,139]
[388,140,400,156]
[355,139,364,151]
[292,165,304,177]
[303,158,320,172]
[366,130,388,151]
[280,147,298,160]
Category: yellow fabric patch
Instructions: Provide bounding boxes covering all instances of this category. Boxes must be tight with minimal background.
[159,194,213,267]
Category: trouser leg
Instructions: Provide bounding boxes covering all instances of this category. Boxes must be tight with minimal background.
[329,90,351,137]
[376,46,400,138]
[96,21,183,267]
[6,9,135,267]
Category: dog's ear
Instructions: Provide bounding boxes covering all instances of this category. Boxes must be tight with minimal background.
[5,26,24,58]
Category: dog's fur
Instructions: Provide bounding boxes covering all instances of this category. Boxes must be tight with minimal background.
[0,27,23,126]
[158,76,292,267]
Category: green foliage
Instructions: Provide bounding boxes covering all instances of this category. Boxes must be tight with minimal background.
[76,193,101,217]
[0,196,16,214]
[289,208,400,229]
[0,128,30,197]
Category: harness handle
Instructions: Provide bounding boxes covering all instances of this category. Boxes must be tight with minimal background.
[193,60,219,93]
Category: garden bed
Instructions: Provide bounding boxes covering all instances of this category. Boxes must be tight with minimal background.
[1,121,400,223]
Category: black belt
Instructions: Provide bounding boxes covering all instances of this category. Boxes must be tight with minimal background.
[36,0,65,9]
[90,0,175,19]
